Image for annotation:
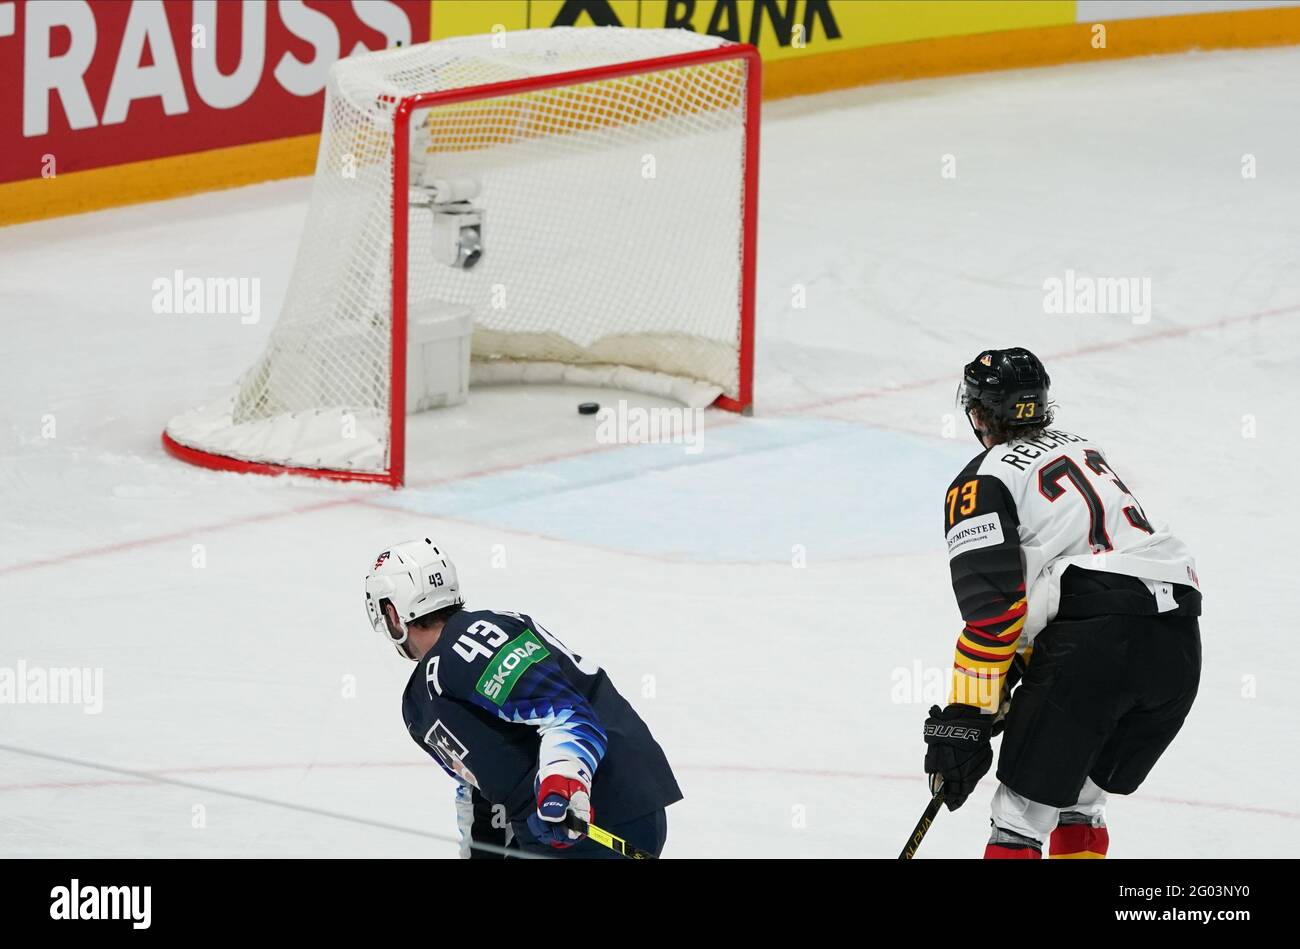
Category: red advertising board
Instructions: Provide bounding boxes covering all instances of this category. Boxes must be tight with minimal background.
[0,0,430,185]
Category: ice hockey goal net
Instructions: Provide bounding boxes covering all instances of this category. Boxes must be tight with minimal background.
[163,27,759,487]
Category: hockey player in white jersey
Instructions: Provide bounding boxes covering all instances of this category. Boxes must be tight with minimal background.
[923,348,1202,858]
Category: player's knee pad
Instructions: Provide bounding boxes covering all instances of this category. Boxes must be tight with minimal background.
[989,782,1058,844]
[1064,776,1108,821]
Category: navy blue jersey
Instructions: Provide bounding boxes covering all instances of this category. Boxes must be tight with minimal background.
[402,608,681,827]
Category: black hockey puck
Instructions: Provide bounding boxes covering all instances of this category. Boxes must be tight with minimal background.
[578,402,600,415]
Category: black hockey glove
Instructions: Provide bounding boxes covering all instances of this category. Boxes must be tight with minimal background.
[923,704,995,811]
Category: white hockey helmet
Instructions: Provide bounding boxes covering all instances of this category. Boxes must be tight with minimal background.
[364,538,463,658]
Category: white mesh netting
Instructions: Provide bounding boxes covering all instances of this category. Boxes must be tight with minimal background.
[165,28,753,479]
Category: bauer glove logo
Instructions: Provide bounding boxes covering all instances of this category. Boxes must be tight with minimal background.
[924,723,982,741]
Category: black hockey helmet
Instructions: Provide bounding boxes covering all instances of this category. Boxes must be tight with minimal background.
[959,347,1051,440]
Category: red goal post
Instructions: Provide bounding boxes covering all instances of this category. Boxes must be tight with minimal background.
[163,31,760,488]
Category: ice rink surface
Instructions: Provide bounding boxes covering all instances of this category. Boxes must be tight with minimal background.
[3,47,1299,858]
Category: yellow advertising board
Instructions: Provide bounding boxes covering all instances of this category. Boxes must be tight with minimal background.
[430,1,1077,61]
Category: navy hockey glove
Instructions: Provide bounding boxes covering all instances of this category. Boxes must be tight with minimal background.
[923,704,994,811]
[527,774,592,849]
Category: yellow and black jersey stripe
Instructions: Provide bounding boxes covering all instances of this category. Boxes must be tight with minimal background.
[945,456,1027,712]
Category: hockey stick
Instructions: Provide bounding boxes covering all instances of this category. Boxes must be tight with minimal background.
[898,785,945,860]
[565,815,657,860]
[902,654,1026,859]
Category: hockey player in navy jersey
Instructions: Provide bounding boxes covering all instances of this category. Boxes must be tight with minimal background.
[365,538,682,858]
[923,348,1202,859]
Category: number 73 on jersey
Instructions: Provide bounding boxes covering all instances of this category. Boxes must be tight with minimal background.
[948,448,1154,555]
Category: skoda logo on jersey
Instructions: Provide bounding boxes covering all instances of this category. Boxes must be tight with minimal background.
[475,631,550,706]
[480,641,544,700]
